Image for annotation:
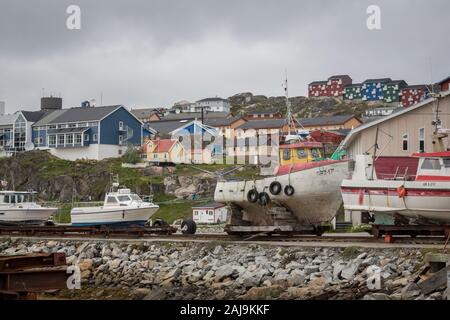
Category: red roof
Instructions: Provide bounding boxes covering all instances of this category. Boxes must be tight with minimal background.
[411,152,450,158]
[279,142,323,149]
[149,139,176,153]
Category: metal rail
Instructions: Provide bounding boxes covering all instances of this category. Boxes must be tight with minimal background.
[0,225,448,244]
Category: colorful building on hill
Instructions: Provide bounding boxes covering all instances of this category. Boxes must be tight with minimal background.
[308,75,352,98]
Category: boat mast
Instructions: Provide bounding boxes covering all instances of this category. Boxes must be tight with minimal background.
[371,126,379,180]
[283,73,294,136]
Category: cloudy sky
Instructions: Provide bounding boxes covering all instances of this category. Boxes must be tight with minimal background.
[0,0,449,113]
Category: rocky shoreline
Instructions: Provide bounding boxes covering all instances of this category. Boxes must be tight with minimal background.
[0,239,447,300]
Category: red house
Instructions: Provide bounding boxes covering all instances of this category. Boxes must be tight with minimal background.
[308,75,352,98]
[400,85,430,108]
[308,81,328,97]
[438,76,450,92]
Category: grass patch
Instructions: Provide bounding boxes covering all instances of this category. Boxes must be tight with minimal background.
[152,200,196,223]
[341,246,361,259]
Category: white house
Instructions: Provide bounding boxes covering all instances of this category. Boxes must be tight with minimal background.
[192,98,231,113]
[192,202,228,224]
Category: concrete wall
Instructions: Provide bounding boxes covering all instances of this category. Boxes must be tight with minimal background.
[50,144,127,161]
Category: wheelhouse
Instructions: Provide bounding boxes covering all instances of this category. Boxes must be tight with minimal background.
[413,152,450,181]
[278,142,324,166]
[103,189,143,206]
[0,191,35,204]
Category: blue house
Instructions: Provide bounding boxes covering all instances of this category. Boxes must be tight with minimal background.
[362,78,392,101]
[169,120,223,163]
[32,105,145,160]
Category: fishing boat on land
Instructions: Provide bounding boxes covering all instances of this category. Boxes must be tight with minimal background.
[341,92,450,225]
[214,78,350,234]
[0,190,57,225]
[341,152,450,224]
[70,184,159,227]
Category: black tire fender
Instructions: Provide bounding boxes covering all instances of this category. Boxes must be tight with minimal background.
[284,185,295,196]
[269,181,282,195]
[258,192,271,206]
[247,189,259,203]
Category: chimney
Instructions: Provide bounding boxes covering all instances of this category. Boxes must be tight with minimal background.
[0,101,5,116]
[41,96,63,111]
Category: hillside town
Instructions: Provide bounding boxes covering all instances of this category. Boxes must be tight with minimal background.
[1,75,449,166]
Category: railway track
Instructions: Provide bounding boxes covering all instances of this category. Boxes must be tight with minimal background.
[0,225,448,245]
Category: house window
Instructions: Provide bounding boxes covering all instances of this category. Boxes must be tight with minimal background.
[66,134,74,144]
[119,121,124,130]
[119,135,123,145]
[419,128,425,153]
[58,135,65,145]
[93,134,97,142]
[49,135,56,145]
[402,134,408,151]
[75,134,82,144]
[84,134,89,142]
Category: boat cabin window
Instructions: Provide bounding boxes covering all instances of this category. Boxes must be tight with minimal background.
[443,159,450,168]
[296,148,307,159]
[311,148,321,160]
[421,158,441,170]
[117,195,131,202]
[129,194,141,201]
[282,149,291,161]
[106,196,118,204]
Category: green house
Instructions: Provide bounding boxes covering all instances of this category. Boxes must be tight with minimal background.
[382,80,408,103]
[343,84,363,100]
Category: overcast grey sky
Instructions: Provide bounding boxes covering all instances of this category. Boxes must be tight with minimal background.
[0,0,449,112]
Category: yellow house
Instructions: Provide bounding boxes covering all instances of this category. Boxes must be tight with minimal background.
[145,139,186,164]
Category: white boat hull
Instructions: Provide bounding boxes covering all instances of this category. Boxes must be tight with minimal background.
[341,180,450,223]
[0,207,57,225]
[215,161,349,226]
[71,205,159,227]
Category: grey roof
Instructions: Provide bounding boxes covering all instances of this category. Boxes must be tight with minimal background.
[328,75,351,80]
[47,105,122,124]
[47,127,90,135]
[363,78,392,84]
[204,117,242,127]
[196,97,229,103]
[146,120,188,136]
[386,80,408,86]
[159,112,230,121]
[0,114,16,126]
[21,110,49,122]
[237,119,286,130]
[298,115,360,127]
[33,109,68,126]
[192,202,225,209]
[130,108,158,119]
[344,83,363,88]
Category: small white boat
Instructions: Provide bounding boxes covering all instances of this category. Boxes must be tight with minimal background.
[341,153,450,224]
[0,191,57,225]
[70,186,159,227]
